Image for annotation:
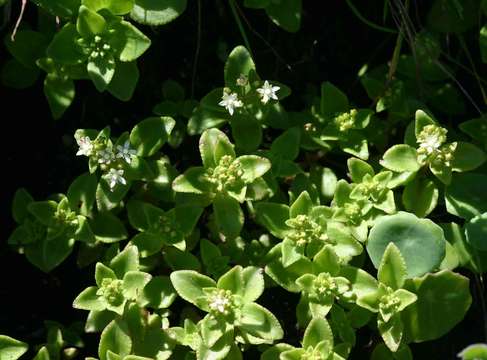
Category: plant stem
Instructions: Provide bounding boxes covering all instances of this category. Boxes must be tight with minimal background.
[345,0,397,34]
[228,0,253,58]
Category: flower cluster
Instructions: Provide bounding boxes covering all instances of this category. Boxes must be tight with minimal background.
[205,155,245,193]
[76,136,137,191]
[218,78,280,116]
[285,214,326,247]
[416,124,456,167]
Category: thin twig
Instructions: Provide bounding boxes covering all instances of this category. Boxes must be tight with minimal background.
[11,0,27,41]
[228,0,253,58]
[345,0,397,34]
[191,0,202,100]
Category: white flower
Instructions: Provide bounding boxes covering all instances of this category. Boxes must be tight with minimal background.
[76,136,93,156]
[116,141,137,164]
[209,294,230,313]
[105,168,126,190]
[98,148,115,164]
[218,90,243,116]
[256,80,280,104]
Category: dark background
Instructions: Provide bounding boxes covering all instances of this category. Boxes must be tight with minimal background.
[1,1,485,358]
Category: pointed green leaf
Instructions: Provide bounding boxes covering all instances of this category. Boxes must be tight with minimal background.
[112,21,151,62]
[303,317,333,349]
[130,0,187,26]
[77,5,106,37]
[381,145,420,172]
[110,246,139,278]
[238,155,271,183]
[170,270,216,308]
[0,335,28,360]
[213,194,244,238]
[239,303,283,341]
[73,286,106,311]
[224,46,255,88]
[98,320,132,360]
[378,243,407,290]
[130,116,175,156]
[320,82,349,116]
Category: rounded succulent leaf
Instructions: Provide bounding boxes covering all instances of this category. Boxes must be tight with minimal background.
[367,212,446,278]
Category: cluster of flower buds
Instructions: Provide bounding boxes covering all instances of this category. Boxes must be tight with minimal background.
[416,124,456,167]
[205,155,245,193]
[333,108,358,132]
[285,214,326,248]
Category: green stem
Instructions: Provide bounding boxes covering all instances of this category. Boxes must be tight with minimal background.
[228,0,253,58]
[345,0,397,34]
[387,0,409,83]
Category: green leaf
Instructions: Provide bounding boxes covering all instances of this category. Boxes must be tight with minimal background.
[445,173,487,220]
[458,343,487,360]
[33,346,50,360]
[4,30,48,68]
[224,46,256,88]
[199,128,235,169]
[95,262,117,287]
[217,265,243,295]
[12,188,34,224]
[241,266,265,303]
[47,24,84,64]
[303,317,333,350]
[271,127,301,160]
[82,0,134,14]
[107,61,139,101]
[239,302,283,341]
[122,271,152,300]
[414,110,436,137]
[73,286,106,311]
[402,270,472,342]
[367,212,446,278]
[2,59,39,89]
[238,155,271,183]
[381,145,420,172]
[25,235,75,272]
[130,0,187,26]
[451,142,486,172]
[77,5,107,37]
[254,202,290,238]
[44,75,75,120]
[378,313,403,352]
[88,55,116,92]
[131,232,163,258]
[67,173,97,216]
[231,116,263,152]
[187,88,228,135]
[465,213,487,251]
[31,0,80,18]
[112,21,151,62]
[91,212,128,243]
[139,276,176,309]
[99,320,132,360]
[172,167,212,194]
[28,200,57,226]
[290,191,313,217]
[340,265,378,299]
[378,243,407,290]
[163,247,201,271]
[110,246,139,278]
[130,116,175,156]
[213,194,244,238]
[0,335,28,360]
[170,270,216,309]
[320,82,349,116]
[347,158,374,183]
[402,177,438,218]
[265,0,302,33]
